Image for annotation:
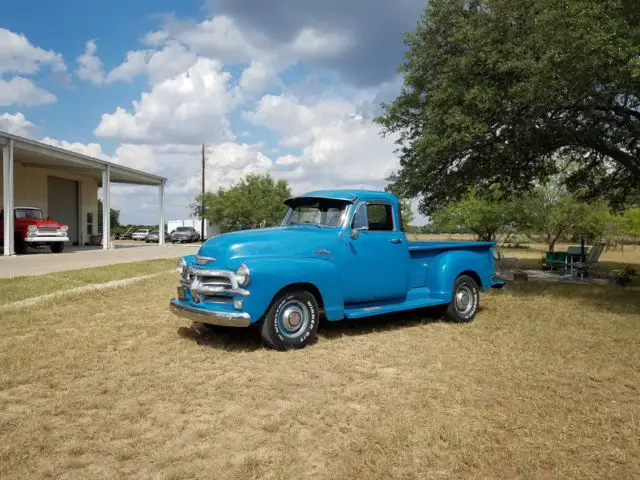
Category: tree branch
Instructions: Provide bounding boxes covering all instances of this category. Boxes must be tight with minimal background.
[581,138,640,178]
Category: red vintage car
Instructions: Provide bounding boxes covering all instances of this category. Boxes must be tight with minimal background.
[0,207,69,254]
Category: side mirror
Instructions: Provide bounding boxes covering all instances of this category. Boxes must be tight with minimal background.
[350,226,368,240]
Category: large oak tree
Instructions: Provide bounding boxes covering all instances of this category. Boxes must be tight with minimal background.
[378,0,640,215]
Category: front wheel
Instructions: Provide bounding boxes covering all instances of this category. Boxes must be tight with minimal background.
[444,275,480,323]
[260,289,320,350]
[15,236,29,255]
[50,242,64,253]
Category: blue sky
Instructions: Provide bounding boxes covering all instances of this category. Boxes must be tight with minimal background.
[0,0,427,224]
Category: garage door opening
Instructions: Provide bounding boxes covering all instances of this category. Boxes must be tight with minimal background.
[47,176,79,245]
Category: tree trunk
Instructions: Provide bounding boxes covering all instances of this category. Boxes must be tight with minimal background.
[549,232,563,252]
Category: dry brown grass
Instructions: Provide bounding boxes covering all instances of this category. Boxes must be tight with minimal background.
[1,271,639,479]
[0,259,176,306]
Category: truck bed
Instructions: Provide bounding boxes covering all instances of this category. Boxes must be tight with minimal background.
[407,241,495,252]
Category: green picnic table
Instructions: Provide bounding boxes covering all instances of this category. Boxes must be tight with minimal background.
[546,246,590,274]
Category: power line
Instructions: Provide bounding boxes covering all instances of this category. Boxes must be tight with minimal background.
[201,143,206,241]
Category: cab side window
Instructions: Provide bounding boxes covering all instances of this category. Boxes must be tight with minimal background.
[367,204,394,231]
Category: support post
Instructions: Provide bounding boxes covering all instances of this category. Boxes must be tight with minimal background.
[3,138,14,256]
[159,180,166,246]
[102,165,111,250]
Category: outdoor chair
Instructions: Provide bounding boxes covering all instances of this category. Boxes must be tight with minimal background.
[571,244,605,279]
[494,249,518,280]
[545,251,567,272]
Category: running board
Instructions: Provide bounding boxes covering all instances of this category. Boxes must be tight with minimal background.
[343,290,448,320]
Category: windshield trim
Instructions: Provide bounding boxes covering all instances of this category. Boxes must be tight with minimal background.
[282,198,350,229]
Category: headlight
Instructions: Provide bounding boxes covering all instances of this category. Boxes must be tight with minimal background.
[28,225,37,232]
[236,264,250,287]
[59,225,69,232]
[178,258,187,277]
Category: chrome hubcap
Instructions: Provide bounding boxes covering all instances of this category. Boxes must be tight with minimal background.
[279,300,309,337]
[455,285,474,316]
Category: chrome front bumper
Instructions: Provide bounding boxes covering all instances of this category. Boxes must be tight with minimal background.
[25,236,68,243]
[170,298,251,327]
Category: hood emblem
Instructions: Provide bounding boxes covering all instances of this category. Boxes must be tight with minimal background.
[195,256,216,265]
[314,249,331,255]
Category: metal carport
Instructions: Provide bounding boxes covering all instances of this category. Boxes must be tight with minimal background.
[1,131,166,256]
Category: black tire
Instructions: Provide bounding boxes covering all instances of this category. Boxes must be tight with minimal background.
[15,236,28,255]
[444,275,480,323]
[50,243,64,253]
[260,289,320,350]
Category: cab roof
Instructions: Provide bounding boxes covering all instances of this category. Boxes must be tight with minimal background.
[285,189,398,205]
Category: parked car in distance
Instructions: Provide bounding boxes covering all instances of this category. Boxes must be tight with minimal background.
[145,230,170,243]
[170,226,200,243]
[0,206,69,254]
[132,229,151,241]
[170,189,504,350]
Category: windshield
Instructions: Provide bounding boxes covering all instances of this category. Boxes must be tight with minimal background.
[15,208,44,220]
[176,227,190,232]
[283,198,348,227]
[150,231,159,235]
[136,229,148,233]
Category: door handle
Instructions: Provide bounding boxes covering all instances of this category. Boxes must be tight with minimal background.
[390,238,402,244]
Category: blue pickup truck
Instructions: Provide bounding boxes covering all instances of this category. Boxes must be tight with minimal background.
[170,190,503,349]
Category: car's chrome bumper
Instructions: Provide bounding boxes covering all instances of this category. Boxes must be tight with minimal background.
[25,236,68,242]
[169,298,251,327]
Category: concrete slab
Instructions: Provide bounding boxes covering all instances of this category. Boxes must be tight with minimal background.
[521,269,610,285]
[0,244,199,278]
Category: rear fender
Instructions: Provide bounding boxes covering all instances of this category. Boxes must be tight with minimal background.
[424,249,493,303]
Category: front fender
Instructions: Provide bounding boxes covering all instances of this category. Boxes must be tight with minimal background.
[242,257,344,322]
[424,249,493,303]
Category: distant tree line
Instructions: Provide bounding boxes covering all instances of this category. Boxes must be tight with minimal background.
[420,179,640,250]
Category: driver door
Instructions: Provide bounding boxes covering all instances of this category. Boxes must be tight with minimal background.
[342,202,410,303]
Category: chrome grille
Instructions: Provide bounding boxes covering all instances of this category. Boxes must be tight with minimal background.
[185,268,236,304]
[180,266,248,305]
[37,226,59,233]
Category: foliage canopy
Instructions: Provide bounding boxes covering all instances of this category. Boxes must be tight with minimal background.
[378,0,640,215]
[197,173,292,233]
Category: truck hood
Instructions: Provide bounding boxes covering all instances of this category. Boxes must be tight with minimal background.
[196,226,341,268]
[15,219,63,228]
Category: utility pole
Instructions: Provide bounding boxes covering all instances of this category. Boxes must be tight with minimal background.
[201,144,206,242]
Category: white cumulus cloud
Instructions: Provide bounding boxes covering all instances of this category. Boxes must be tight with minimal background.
[0,112,38,137]
[0,77,56,106]
[247,94,398,192]
[94,58,239,144]
[0,27,66,75]
[40,136,111,160]
[75,40,105,85]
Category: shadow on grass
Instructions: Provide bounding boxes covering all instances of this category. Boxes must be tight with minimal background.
[494,281,640,315]
[177,306,461,350]
[319,307,449,340]
[177,323,262,352]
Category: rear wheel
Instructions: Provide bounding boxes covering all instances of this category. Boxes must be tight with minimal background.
[50,242,64,253]
[260,289,320,350]
[445,275,479,323]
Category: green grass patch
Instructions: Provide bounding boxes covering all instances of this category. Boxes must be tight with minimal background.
[0,258,176,306]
